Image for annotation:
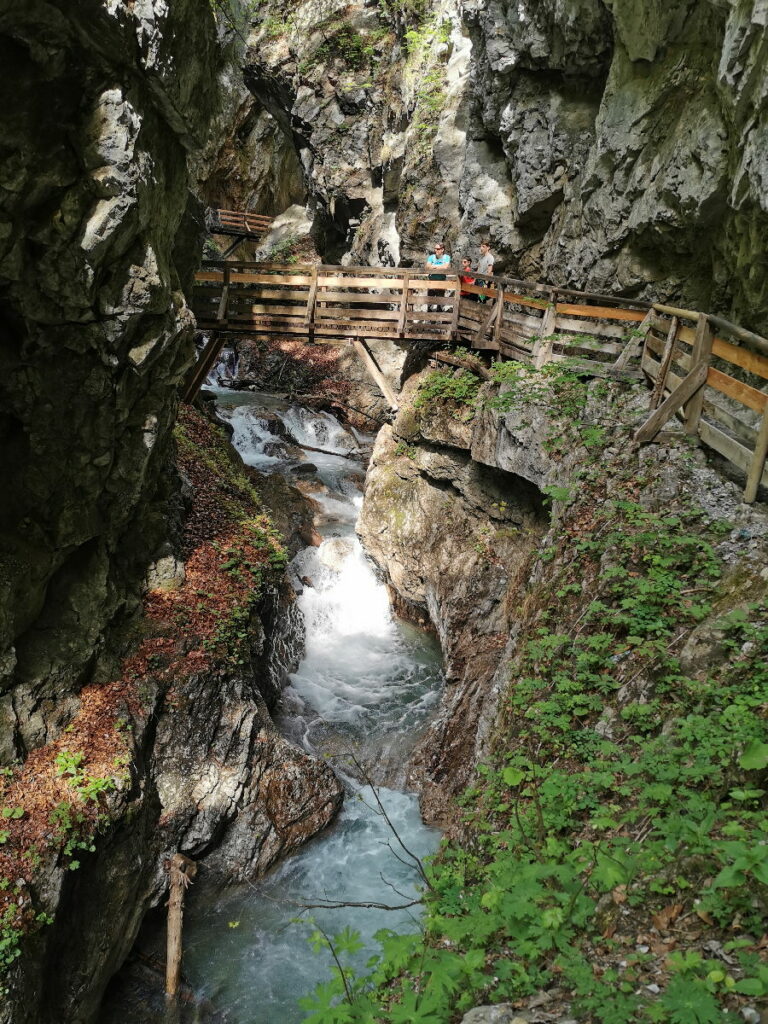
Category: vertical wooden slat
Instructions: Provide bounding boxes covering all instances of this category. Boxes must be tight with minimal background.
[216,266,230,323]
[650,316,679,409]
[493,287,504,345]
[534,291,558,368]
[744,406,768,503]
[397,273,410,336]
[304,265,318,327]
[450,275,461,340]
[684,315,713,434]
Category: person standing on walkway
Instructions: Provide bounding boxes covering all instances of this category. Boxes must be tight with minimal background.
[476,239,494,302]
[425,242,451,310]
[459,256,476,299]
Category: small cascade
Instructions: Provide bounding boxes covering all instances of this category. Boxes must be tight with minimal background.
[204,345,239,388]
[101,392,443,1024]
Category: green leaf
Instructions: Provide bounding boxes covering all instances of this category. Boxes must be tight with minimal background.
[733,977,765,996]
[739,740,768,771]
[502,767,525,787]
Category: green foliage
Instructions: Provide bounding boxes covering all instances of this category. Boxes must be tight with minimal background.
[488,361,610,455]
[393,441,417,460]
[54,750,118,803]
[413,369,481,421]
[299,489,768,1022]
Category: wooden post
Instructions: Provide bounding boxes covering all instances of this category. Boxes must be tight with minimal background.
[165,853,197,1000]
[533,292,557,368]
[634,362,709,443]
[650,316,679,409]
[449,275,461,341]
[684,315,713,434]
[305,265,318,331]
[182,333,227,404]
[398,273,410,337]
[744,406,768,503]
[216,266,231,323]
[351,338,399,411]
[493,287,505,345]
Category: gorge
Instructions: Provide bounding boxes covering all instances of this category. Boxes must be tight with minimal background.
[0,1,767,1023]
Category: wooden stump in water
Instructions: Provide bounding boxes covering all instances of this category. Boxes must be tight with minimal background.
[165,853,197,1001]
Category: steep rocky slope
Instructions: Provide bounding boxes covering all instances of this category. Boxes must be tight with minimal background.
[350,358,768,1022]
[238,0,768,325]
[0,0,217,759]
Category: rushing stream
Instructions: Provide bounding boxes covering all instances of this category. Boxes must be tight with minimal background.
[100,388,443,1023]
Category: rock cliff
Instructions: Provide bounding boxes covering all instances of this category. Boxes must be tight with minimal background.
[358,361,768,822]
[238,0,768,325]
[0,0,217,758]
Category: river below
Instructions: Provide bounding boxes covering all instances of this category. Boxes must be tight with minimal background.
[99,387,443,1023]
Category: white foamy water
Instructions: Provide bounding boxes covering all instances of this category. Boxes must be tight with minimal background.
[100,395,442,1024]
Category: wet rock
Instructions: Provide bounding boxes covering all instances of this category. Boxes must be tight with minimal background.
[319,538,354,571]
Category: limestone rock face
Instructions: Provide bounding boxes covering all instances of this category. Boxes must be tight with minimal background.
[358,375,551,819]
[0,0,218,756]
[237,0,768,324]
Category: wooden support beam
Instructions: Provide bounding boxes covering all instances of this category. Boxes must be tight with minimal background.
[649,316,679,409]
[493,287,504,345]
[351,339,399,411]
[182,333,227,404]
[216,266,231,322]
[634,361,709,443]
[165,853,197,1000]
[744,406,768,503]
[397,273,410,336]
[472,297,501,348]
[614,309,652,371]
[533,295,558,369]
[684,315,713,434]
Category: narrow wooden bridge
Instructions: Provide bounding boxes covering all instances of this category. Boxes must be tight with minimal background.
[188,261,768,502]
[205,209,274,259]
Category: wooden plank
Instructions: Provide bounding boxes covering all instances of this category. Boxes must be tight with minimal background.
[304,265,318,328]
[556,302,646,323]
[225,304,307,318]
[227,287,311,302]
[745,407,768,502]
[534,299,558,368]
[708,313,768,358]
[545,355,643,380]
[183,333,226,403]
[216,266,230,323]
[397,272,410,336]
[684,316,714,434]
[634,362,709,443]
[351,339,399,410]
[317,275,407,290]
[650,316,679,410]
[312,291,401,305]
[554,335,623,356]
[314,308,401,322]
[707,366,768,413]
[553,315,626,340]
[653,303,700,322]
[472,298,502,348]
[699,420,768,490]
[493,288,504,344]
[711,337,768,381]
[702,399,758,447]
[228,272,315,286]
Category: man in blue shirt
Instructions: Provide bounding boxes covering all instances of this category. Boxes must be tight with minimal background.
[425,242,451,310]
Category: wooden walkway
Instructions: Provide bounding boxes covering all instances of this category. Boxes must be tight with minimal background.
[205,209,274,260]
[189,261,768,502]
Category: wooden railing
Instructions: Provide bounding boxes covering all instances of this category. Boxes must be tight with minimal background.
[634,304,768,502]
[455,273,649,378]
[193,262,461,342]
[205,209,274,239]
[189,261,767,501]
